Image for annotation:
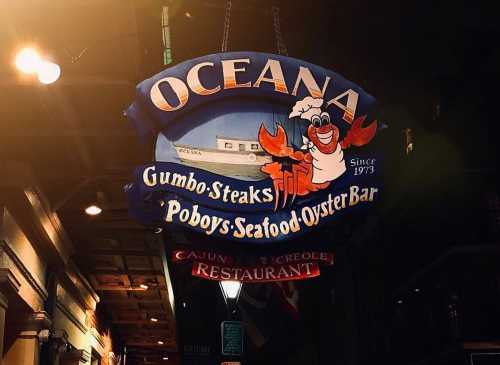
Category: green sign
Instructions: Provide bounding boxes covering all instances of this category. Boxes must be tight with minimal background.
[221,321,243,356]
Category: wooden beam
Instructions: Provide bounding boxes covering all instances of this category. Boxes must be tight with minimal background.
[85,249,161,256]
[84,268,163,276]
[0,76,132,87]
[111,313,172,321]
[51,178,95,212]
[111,319,170,325]
[94,285,167,291]
[125,341,176,348]
[66,220,146,231]
[100,298,165,304]
[1,128,137,138]
[114,328,173,335]
[463,341,500,350]
[37,87,95,172]
[202,0,271,13]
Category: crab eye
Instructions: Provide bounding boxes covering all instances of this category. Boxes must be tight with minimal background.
[320,112,330,126]
[311,115,321,128]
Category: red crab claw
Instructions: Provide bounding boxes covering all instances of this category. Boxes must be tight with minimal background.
[258,123,294,157]
[259,123,307,161]
[340,115,378,149]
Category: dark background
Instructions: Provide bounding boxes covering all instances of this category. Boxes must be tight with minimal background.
[159,1,500,364]
[1,0,499,364]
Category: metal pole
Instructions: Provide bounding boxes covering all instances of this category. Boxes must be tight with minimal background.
[162,6,172,65]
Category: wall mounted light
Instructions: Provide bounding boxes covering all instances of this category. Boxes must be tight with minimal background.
[14,47,61,84]
[37,60,61,84]
[15,47,42,74]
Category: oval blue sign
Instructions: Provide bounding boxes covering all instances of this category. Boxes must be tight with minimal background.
[126,52,381,243]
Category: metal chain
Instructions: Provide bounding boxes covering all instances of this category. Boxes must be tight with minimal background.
[221,0,232,52]
[272,5,288,56]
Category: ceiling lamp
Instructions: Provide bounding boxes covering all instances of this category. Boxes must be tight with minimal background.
[37,60,61,84]
[139,284,149,290]
[15,48,42,74]
[85,205,102,216]
[157,340,164,345]
[150,317,159,323]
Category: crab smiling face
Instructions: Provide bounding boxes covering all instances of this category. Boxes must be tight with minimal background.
[307,112,339,154]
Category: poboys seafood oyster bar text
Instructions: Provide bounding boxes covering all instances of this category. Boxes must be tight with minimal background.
[126,52,382,243]
[162,185,377,240]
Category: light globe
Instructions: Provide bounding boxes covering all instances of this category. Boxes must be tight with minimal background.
[37,61,61,84]
[219,280,242,301]
[15,48,42,74]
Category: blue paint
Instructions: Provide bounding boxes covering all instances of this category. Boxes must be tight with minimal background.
[126,52,380,243]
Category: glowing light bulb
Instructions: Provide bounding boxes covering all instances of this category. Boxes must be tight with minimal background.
[37,61,61,84]
[220,280,242,300]
[85,205,102,216]
[15,48,42,74]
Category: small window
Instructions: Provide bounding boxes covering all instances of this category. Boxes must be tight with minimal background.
[251,144,259,150]
[225,142,233,149]
[239,144,245,151]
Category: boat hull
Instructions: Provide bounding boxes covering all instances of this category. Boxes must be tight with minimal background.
[174,145,272,180]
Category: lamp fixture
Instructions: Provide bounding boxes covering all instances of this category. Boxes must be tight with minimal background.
[37,60,61,84]
[157,340,164,345]
[219,280,242,303]
[85,205,102,216]
[14,47,61,84]
[15,48,42,74]
[150,317,159,323]
[139,284,149,290]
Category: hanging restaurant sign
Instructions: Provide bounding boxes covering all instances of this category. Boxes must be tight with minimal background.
[171,249,334,282]
[192,261,320,283]
[126,52,380,243]
[172,249,235,265]
[172,250,334,266]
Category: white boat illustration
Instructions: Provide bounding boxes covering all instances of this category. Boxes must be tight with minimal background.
[174,136,272,179]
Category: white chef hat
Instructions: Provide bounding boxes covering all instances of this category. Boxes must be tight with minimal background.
[288,96,324,121]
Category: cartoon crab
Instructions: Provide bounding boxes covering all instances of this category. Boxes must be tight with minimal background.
[258,96,377,210]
